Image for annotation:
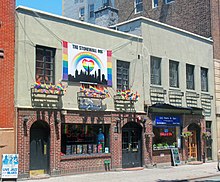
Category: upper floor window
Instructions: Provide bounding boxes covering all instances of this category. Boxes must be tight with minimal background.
[103,0,110,7]
[186,64,195,90]
[164,0,174,4]
[36,46,55,84]
[150,56,161,85]
[169,60,179,88]
[201,67,208,92]
[89,4,94,18]
[79,7,85,18]
[135,0,143,13]
[117,60,130,90]
[153,0,158,8]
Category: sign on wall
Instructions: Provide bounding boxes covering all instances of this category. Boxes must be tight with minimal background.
[62,41,112,86]
[1,154,19,179]
[155,116,181,126]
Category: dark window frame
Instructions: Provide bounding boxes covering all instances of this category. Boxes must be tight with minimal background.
[153,0,159,8]
[164,0,175,4]
[169,60,179,88]
[61,123,110,155]
[186,64,195,90]
[35,45,55,84]
[201,67,208,92]
[89,4,94,18]
[117,60,130,90]
[135,0,143,13]
[150,56,161,85]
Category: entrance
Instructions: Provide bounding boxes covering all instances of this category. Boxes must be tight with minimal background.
[122,122,142,168]
[30,121,50,174]
[187,123,201,161]
[188,130,197,159]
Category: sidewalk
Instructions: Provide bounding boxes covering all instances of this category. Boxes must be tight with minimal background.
[20,162,220,182]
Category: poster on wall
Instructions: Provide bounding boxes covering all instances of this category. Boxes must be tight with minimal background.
[1,154,19,179]
[62,41,112,86]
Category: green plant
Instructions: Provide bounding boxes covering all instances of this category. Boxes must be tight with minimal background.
[173,142,177,147]
[202,131,211,139]
[157,143,163,148]
[181,131,192,138]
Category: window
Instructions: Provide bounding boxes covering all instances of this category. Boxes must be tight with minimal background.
[169,60,179,88]
[135,0,143,13]
[103,0,109,6]
[164,0,174,4]
[153,0,158,8]
[150,56,161,85]
[186,64,195,90]
[36,46,55,84]
[89,4,94,18]
[201,67,208,92]
[79,7,85,17]
[117,60,130,90]
[153,126,181,150]
[61,124,110,155]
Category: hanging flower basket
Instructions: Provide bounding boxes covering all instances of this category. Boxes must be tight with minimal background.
[202,131,211,139]
[181,131,193,138]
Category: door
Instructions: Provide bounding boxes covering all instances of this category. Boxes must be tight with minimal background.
[30,121,50,173]
[188,130,197,159]
[122,122,142,168]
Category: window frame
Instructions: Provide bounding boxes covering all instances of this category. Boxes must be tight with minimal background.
[61,123,110,155]
[169,60,179,88]
[35,45,55,84]
[150,56,162,85]
[201,67,208,92]
[89,4,94,18]
[186,64,195,90]
[164,0,175,4]
[135,0,143,14]
[117,60,130,90]
[79,7,85,18]
[152,0,159,8]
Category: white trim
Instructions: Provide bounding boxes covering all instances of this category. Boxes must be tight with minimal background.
[16,6,143,40]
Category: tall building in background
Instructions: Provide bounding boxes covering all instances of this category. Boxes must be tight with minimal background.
[0,0,16,166]
[62,0,118,27]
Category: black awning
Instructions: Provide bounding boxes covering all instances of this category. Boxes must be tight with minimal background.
[149,103,203,115]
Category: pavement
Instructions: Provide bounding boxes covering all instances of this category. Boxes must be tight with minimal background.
[19,162,220,182]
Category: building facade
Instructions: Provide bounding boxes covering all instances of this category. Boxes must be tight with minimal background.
[114,0,220,158]
[62,0,118,27]
[16,6,214,178]
[0,0,16,167]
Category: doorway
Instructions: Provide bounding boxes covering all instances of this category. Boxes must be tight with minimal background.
[122,122,142,168]
[30,121,50,174]
[187,123,201,161]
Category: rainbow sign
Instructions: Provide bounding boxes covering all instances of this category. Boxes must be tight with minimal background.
[62,41,112,86]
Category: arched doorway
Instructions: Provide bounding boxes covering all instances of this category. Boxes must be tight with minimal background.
[122,122,142,168]
[187,123,201,161]
[30,120,50,174]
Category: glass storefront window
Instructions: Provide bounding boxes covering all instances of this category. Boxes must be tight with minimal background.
[153,126,180,150]
[61,124,110,155]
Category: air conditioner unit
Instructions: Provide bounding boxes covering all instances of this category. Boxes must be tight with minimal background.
[79,16,84,21]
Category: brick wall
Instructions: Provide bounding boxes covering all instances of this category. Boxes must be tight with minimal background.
[115,0,211,38]
[211,0,220,60]
[17,109,150,177]
[0,0,15,128]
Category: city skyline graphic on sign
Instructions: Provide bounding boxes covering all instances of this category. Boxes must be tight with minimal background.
[62,41,112,86]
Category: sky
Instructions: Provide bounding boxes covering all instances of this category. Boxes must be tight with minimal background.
[16,0,62,15]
